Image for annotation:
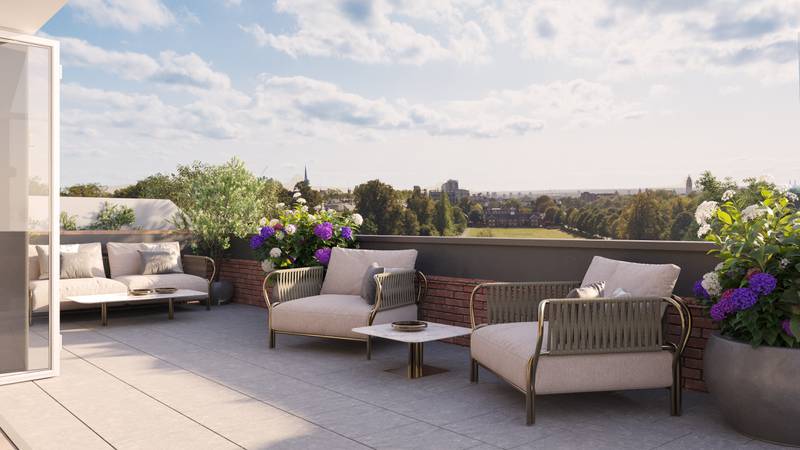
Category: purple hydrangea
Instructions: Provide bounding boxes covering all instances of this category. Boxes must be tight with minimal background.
[693,280,709,299]
[709,289,736,321]
[748,272,777,296]
[730,288,758,311]
[340,226,353,240]
[314,247,332,265]
[783,319,795,337]
[249,234,265,249]
[260,226,276,239]
[314,222,334,241]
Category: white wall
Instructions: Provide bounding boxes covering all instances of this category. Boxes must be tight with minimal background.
[29,196,181,230]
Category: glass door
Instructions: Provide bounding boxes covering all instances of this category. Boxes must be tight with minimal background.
[0,31,60,384]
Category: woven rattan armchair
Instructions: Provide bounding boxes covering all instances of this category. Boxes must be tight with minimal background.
[469,281,691,425]
[263,266,427,358]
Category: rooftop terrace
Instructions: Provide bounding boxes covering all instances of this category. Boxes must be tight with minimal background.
[0,303,788,450]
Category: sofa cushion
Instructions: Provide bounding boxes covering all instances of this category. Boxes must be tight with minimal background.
[139,250,183,275]
[321,248,417,296]
[107,242,183,278]
[360,263,384,304]
[581,256,680,298]
[29,277,129,312]
[113,273,208,293]
[471,321,673,394]
[270,294,416,339]
[60,252,95,279]
[35,243,105,279]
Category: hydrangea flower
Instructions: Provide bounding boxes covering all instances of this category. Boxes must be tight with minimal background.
[269,247,282,258]
[721,190,736,201]
[701,272,721,296]
[296,197,307,204]
[730,288,758,311]
[260,259,274,273]
[748,272,777,296]
[694,201,718,225]
[709,289,736,321]
[249,234,265,249]
[697,223,711,238]
[258,217,268,227]
[693,280,709,299]
[314,247,332,265]
[260,226,275,239]
[786,192,798,202]
[351,213,364,226]
[783,319,795,337]
[779,258,790,269]
[269,218,280,227]
[340,226,353,240]
[285,224,297,235]
[275,230,285,241]
[741,204,767,222]
[292,192,302,198]
[314,222,334,240]
[275,202,285,209]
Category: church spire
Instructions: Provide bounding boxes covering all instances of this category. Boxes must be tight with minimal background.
[304,165,308,184]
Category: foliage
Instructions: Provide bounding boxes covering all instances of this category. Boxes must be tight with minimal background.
[173,158,276,262]
[353,180,404,234]
[85,202,136,230]
[433,194,455,235]
[60,212,78,231]
[622,191,668,240]
[61,183,110,197]
[694,187,800,347]
[250,195,360,271]
[406,187,435,225]
[112,174,178,200]
[293,180,322,208]
[464,227,579,239]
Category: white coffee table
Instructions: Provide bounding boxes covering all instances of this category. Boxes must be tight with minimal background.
[66,289,208,326]
[352,321,472,379]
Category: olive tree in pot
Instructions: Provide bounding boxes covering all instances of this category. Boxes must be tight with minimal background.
[693,184,800,446]
[174,157,279,305]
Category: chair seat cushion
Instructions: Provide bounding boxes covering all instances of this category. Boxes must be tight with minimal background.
[271,294,417,339]
[471,322,673,394]
[113,273,208,293]
[30,278,129,312]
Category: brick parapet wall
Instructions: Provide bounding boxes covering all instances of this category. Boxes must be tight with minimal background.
[221,258,715,391]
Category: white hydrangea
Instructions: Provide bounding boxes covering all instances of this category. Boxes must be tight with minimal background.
[301,205,309,212]
[694,201,718,225]
[261,260,274,273]
[351,213,364,226]
[296,197,307,204]
[275,230,285,241]
[741,204,767,222]
[780,258,790,269]
[269,218,279,227]
[715,262,725,271]
[721,190,736,201]
[701,272,722,296]
[276,202,285,209]
[269,247,282,258]
[258,217,268,227]
[697,223,711,238]
[285,224,297,235]
[314,204,322,211]
[292,192,302,198]
[786,192,798,202]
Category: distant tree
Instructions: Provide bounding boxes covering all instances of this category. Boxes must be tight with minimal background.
[451,206,468,234]
[112,174,178,200]
[418,224,439,236]
[433,194,455,235]
[293,180,322,208]
[468,203,484,225]
[543,206,560,226]
[534,195,556,213]
[669,211,694,241]
[61,183,110,197]
[696,171,736,200]
[400,209,420,235]
[623,192,668,240]
[406,187,435,227]
[353,180,404,235]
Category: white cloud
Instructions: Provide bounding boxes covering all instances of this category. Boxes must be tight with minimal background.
[222,0,242,7]
[649,84,677,98]
[69,0,175,32]
[719,84,743,95]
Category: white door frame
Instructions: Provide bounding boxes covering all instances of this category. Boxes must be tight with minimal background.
[0,29,61,385]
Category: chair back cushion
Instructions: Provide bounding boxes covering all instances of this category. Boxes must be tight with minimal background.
[107,242,183,278]
[321,248,417,295]
[581,256,680,298]
[34,243,105,279]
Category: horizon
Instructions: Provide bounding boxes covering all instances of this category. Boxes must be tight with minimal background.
[42,0,800,191]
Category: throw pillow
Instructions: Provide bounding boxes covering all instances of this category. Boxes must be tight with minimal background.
[360,263,385,305]
[36,244,80,280]
[566,281,606,299]
[611,287,632,298]
[139,250,183,275]
[60,252,94,279]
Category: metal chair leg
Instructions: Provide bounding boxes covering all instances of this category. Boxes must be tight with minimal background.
[269,329,276,349]
[470,358,479,383]
[366,336,372,360]
[671,364,682,416]
[525,388,535,425]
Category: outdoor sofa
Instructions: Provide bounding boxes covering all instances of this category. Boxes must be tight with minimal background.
[469,256,692,425]
[28,241,215,322]
[262,247,427,358]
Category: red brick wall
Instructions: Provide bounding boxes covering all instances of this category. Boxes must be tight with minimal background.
[221,258,715,391]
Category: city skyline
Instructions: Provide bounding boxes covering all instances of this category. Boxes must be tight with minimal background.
[42,0,800,191]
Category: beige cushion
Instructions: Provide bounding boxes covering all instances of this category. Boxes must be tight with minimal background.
[113,273,208,293]
[28,245,40,281]
[320,248,418,295]
[29,278,129,312]
[471,321,673,394]
[34,243,105,279]
[107,242,183,278]
[581,256,680,298]
[271,294,416,339]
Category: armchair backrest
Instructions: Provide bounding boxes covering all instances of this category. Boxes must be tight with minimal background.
[471,281,579,328]
[320,247,417,295]
[582,256,680,298]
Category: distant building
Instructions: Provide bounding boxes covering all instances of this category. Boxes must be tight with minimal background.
[430,179,470,204]
[484,208,542,228]
[579,192,616,202]
[685,175,693,195]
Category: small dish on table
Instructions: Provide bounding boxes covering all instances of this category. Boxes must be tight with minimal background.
[155,287,178,294]
[129,289,154,296]
[391,320,428,332]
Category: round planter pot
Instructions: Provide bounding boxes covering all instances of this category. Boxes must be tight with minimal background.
[210,280,234,305]
[705,333,800,446]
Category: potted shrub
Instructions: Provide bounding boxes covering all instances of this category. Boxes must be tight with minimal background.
[250,193,361,272]
[693,187,799,445]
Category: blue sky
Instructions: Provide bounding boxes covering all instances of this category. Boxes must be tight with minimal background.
[42,0,800,191]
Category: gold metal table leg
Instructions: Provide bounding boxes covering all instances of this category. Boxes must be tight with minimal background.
[101,303,108,326]
[408,342,424,379]
[168,298,174,320]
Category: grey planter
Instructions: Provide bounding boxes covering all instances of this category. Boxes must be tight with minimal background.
[210,280,234,305]
[705,333,800,446]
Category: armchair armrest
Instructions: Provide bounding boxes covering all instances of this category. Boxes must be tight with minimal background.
[373,270,427,313]
[182,255,216,285]
[262,266,324,309]
[469,281,581,329]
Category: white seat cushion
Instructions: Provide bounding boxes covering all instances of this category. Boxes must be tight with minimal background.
[113,274,208,293]
[582,256,680,298]
[320,248,417,295]
[471,322,673,394]
[107,242,183,278]
[271,294,416,339]
[29,278,129,312]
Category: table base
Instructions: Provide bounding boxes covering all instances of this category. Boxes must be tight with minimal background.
[100,298,176,326]
[383,342,449,379]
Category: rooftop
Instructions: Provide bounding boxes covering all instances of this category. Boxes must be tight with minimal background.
[0,303,785,450]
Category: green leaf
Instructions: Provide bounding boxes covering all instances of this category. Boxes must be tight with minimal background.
[791,317,800,339]
[717,210,733,225]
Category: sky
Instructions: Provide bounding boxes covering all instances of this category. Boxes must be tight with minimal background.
[41,0,800,192]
